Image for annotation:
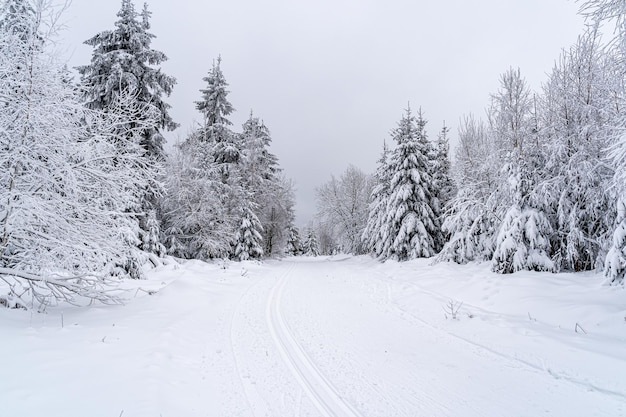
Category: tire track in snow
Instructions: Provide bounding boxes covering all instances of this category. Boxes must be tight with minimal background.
[266,263,364,417]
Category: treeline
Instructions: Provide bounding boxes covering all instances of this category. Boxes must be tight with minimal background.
[315,3,626,285]
[0,0,294,307]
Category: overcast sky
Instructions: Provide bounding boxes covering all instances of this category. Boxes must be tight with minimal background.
[61,0,586,225]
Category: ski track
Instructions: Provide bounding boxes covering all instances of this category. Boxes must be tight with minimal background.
[229,273,272,417]
[266,262,364,417]
[379,276,626,403]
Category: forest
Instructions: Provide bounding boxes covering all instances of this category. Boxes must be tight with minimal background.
[1,0,626,309]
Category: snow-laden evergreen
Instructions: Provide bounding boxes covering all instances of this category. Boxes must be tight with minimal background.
[378,108,441,261]
[302,229,320,256]
[362,142,392,257]
[77,0,177,159]
[77,0,176,259]
[431,124,456,212]
[240,114,295,256]
[285,226,302,256]
[161,58,295,260]
[233,205,264,261]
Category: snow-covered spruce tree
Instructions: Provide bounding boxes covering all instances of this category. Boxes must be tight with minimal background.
[539,28,618,272]
[432,123,457,210]
[0,0,157,306]
[77,0,176,158]
[316,165,373,255]
[302,229,320,257]
[196,56,239,165]
[233,204,264,261]
[437,115,500,264]
[285,225,302,256]
[240,114,295,256]
[379,107,441,261]
[161,57,240,259]
[362,142,392,257]
[77,0,175,256]
[490,68,555,274]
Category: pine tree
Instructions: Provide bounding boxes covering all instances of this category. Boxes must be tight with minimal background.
[196,56,240,164]
[233,205,264,261]
[77,0,176,257]
[362,142,392,257]
[161,57,240,259]
[239,114,294,256]
[380,107,440,261]
[77,0,176,159]
[285,225,302,256]
[432,123,456,209]
[302,229,320,257]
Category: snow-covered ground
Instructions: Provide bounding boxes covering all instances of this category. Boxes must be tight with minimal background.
[2,256,625,416]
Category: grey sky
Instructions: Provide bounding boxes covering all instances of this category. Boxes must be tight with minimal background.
[61,0,585,226]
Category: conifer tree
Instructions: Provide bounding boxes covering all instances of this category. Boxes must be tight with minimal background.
[302,229,320,257]
[362,142,391,257]
[233,204,264,261]
[78,0,176,160]
[380,107,440,260]
[77,0,176,257]
[162,57,240,259]
[285,226,302,256]
[432,123,456,209]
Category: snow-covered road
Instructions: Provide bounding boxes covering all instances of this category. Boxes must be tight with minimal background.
[2,256,625,416]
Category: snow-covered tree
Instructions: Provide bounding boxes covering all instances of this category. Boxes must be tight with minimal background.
[490,68,555,273]
[0,0,157,306]
[362,142,392,257]
[539,28,618,272]
[285,225,302,256]
[77,0,176,159]
[316,165,373,254]
[239,114,294,256]
[196,56,239,164]
[302,229,320,257]
[233,205,264,261]
[160,133,234,260]
[77,0,176,256]
[578,0,626,282]
[432,123,456,209]
[380,107,441,261]
[437,115,500,264]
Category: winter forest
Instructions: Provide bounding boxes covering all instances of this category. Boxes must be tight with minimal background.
[2,0,626,310]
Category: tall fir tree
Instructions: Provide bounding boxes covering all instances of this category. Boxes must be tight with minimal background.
[77,0,176,159]
[77,0,176,257]
[362,142,392,257]
[233,204,264,261]
[302,228,320,257]
[380,107,441,261]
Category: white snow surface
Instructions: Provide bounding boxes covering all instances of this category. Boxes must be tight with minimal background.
[2,256,625,416]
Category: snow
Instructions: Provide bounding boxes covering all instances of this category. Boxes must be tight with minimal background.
[2,256,625,416]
